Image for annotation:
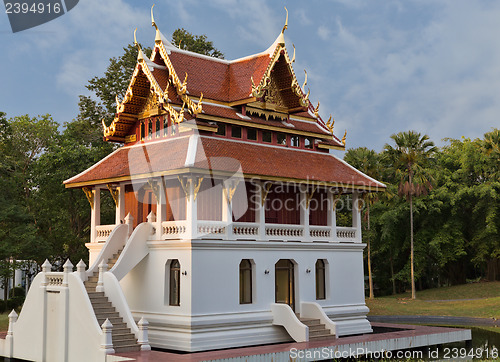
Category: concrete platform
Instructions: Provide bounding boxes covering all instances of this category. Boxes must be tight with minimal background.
[109,322,472,362]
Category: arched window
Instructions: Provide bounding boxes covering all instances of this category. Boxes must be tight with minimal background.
[239,259,252,304]
[315,259,326,300]
[169,259,181,306]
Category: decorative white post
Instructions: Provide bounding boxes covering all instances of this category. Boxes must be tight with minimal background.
[41,259,51,286]
[147,211,156,237]
[222,186,233,240]
[124,212,134,237]
[352,191,362,242]
[116,184,126,225]
[137,317,151,351]
[76,259,87,282]
[91,188,101,243]
[300,187,311,242]
[62,259,73,287]
[328,192,338,243]
[96,260,107,293]
[100,319,115,354]
[5,310,18,357]
[257,182,266,241]
[186,177,198,240]
[156,181,166,240]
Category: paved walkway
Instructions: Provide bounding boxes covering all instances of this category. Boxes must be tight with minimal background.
[368,315,500,327]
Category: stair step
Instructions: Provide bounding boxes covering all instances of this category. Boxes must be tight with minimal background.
[95,311,120,319]
[88,292,105,299]
[91,300,112,307]
[112,337,138,347]
[93,307,116,313]
[308,324,326,331]
[310,329,331,337]
[112,327,132,334]
[300,318,321,326]
[97,317,124,325]
[114,345,141,353]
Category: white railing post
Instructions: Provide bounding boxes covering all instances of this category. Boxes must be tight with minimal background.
[91,187,101,243]
[147,211,156,238]
[186,177,198,240]
[222,186,232,240]
[300,187,311,242]
[41,259,51,286]
[156,181,166,240]
[62,259,73,287]
[124,212,134,236]
[137,317,151,351]
[328,192,338,243]
[96,260,107,293]
[352,191,362,242]
[257,182,266,241]
[116,184,126,225]
[76,259,87,281]
[100,319,115,354]
[5,310,18,358]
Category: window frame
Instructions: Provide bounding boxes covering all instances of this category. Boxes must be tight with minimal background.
[169,259,181,306]
[239,259,253,304]
[315,259,326,300]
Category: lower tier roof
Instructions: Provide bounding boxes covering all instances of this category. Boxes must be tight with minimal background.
[64,134,385,191]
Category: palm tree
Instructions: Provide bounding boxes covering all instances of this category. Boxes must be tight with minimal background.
[383,131,437,299]
[344,147,380,299]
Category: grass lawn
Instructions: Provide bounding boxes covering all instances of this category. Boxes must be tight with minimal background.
[366,281,500,318]
[0,313,8,332]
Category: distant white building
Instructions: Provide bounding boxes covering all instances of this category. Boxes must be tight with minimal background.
[0,9,385,361]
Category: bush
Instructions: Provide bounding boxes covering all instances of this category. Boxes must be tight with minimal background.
[0,299,5,314]
[9,287,25,298]
[6,296,25,311]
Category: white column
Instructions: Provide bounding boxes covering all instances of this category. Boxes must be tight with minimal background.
[186,177,198,240]
[256,182,266,241]
[300,187,311,242]
[156,181,166,240]
[91,188,101,243]
[327,192,338,243]
[222,185,232,240]
[116,184,126,225]
[352,191,362,242]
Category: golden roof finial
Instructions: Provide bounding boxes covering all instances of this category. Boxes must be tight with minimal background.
[178,39,182,49]
[151,4,158,31]
[291,44,296,63]
[341,130,347,146]
[302,69,308,91]
[314,101,320,118]
[282,7,288,34]
[134,28,138,48]
[326,115,335,133]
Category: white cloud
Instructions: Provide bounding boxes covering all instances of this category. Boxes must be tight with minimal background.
[317,25,331,41]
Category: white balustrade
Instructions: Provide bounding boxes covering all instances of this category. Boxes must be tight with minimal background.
[198,222,226,237]
[336,227,357,241]
[265,224,304,241]
[46,273,64,286]
[95,224,117,243]
[161,221,187,240]
[309,226,331,239]
[233,223,259,237]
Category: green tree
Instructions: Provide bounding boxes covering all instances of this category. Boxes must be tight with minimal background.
[172,28,224,59]
[383,131,437,299]
[344,147,381,299]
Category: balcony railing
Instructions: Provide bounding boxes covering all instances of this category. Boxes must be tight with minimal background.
[95,224,117,243]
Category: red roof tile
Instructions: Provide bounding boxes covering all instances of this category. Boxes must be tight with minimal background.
[64,135,384,190]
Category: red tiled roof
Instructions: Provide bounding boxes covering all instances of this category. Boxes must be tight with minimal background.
[64,135,384,190]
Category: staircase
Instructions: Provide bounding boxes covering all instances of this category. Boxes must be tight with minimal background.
[297,314,335,340]
[84,250,141,353]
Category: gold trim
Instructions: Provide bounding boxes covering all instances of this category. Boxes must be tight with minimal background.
[193,177,204,201]
[178,176,190,198]
[261,182,272,206]
[305,185,317,209]
[147,179,161,200]
[224,180,240,203]
[106,184,119,207]
[341,130,347,146]
[197,114,334,140]
[318,143,345,151]
[82,187,94,209]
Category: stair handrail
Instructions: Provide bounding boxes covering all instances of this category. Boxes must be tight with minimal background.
[271,303,308,342]
[102,271,139,338]
[109,222,152,281]
[86,224,129,281]
[300,302,337,338]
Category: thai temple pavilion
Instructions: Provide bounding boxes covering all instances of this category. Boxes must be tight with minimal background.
[0,7,385,361]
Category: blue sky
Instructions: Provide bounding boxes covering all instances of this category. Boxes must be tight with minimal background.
[1,0,499,152]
